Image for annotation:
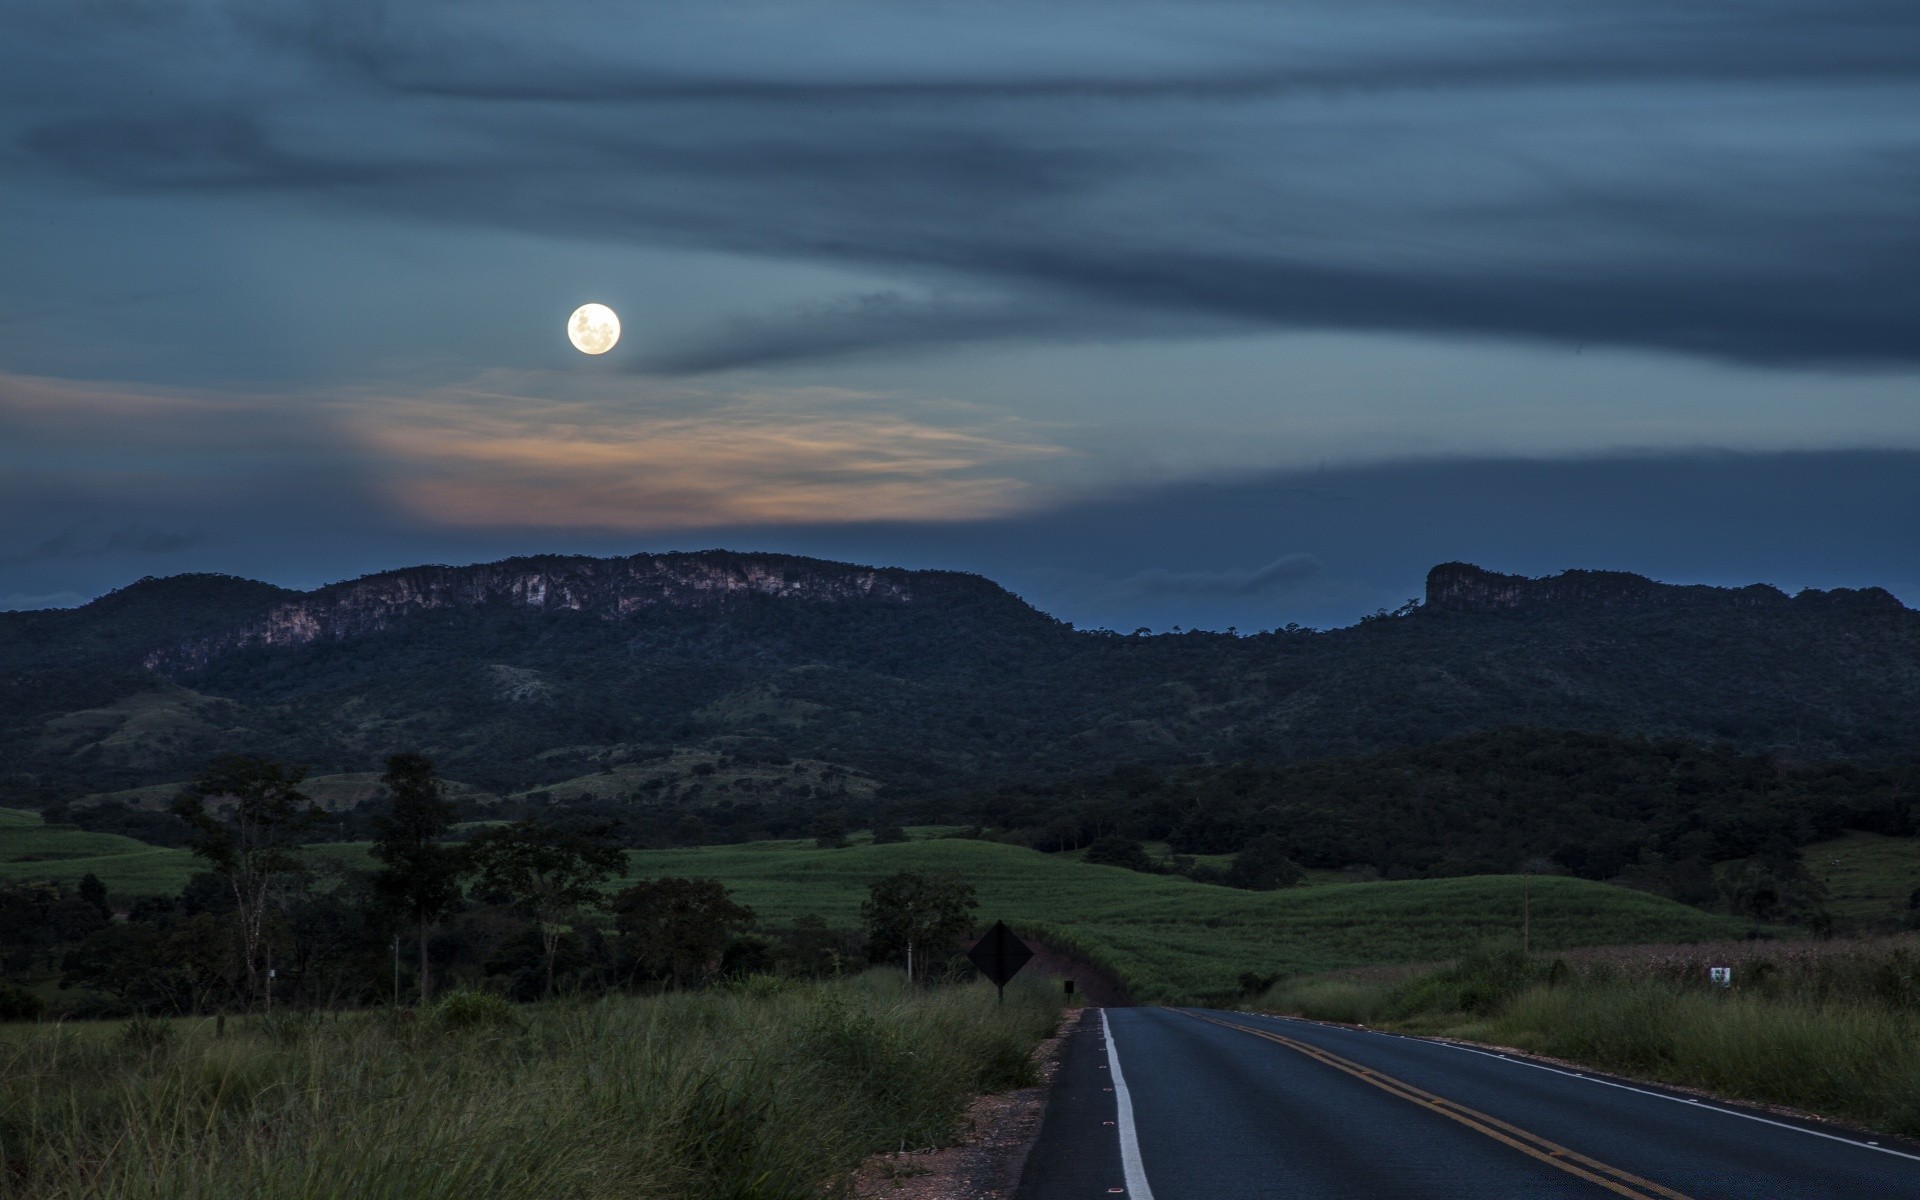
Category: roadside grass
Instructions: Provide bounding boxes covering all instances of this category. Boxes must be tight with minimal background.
[1261,936,1920,1136]
[0,972,1060,1200]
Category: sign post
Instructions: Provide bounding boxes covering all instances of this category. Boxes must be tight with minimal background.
[967,921,1034,1003]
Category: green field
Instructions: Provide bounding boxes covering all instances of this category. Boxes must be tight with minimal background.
[1804,831,1920,928]
[0,809,379,894]
[3,809,1758,1001]
[618,838,1756,1001]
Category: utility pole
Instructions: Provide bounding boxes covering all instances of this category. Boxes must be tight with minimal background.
[392,935,401,1006]
[1523,875,1531,955]
[905,939,914,986]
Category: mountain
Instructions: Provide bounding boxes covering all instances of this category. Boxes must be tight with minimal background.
[2,552,1916,804]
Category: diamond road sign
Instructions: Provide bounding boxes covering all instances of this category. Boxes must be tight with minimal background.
[968,921,1033,999]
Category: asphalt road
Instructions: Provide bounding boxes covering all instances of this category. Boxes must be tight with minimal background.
[1015,1007,1920,1199]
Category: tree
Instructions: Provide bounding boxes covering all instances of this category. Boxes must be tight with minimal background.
[871,821,909,845]
[170,756,319,1009]
[368,753,465,1004]
[467,820,626,998]
[1084,836,1153,872]
[78,873,111,920]
[1227,835,1303,890]
[861,871,977,984]
[811,810,849,849]
[1720,843,1829,926]
[612,877,755,989]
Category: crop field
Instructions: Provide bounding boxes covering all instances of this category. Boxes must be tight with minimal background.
[0,809,378,894]
[1802,830,1920,928]
[618,838,1755,1001]
[2,810,1757,1001]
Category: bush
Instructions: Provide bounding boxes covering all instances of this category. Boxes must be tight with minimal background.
[120,1013,174,1052]
[433,989,519,1030]
[1227,835,1304,890]
[1083,837,1153,872]
[0,983,45,1022]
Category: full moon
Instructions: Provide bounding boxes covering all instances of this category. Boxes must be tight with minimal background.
[567,303,620,355]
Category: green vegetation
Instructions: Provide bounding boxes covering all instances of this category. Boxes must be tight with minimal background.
[1263,938,1920,1136]
[0,808,194,893]
[5,556,1918,809]
[0,973,1061,1199]
[983,729,1918,903]
[3,814,1756,1005]
[1803,831,1920,928]
[0,810,377,895]
[616,838,1754,1001]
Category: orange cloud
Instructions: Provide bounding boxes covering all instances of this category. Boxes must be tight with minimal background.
[335,375,1076,529]
[2,370,1078,530]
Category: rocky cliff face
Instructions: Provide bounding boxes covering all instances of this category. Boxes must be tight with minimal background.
[1425,562,1907,615]
[143,551,941,674]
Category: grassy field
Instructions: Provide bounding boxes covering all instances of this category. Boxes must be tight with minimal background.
[0,809,378,894]
[1803,830,1920,928]
[0,972,1060,1200]
[3,810,1760,1001]
[618,838,1756,1001]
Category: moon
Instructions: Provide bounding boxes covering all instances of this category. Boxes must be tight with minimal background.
[567,303,620,355]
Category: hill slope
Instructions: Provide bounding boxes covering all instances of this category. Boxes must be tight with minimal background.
[0,813,1752,1002]
[2,553,1915,800]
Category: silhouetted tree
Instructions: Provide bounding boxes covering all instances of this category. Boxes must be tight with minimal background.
[1084,836,1154,872]
[467,820,626,998]
[369,752,465,1004]
[612,877,755,989]
[1227,835,1304,891]
[862,871,977,984]
[171,756,319,1009]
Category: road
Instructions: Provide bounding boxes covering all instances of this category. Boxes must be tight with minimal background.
[1015,1007,1920,1199]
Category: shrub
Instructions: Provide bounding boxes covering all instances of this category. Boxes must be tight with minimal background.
[433,989,519,1030]
[0,983,44,1022]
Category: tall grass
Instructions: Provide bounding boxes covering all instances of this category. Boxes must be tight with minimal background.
[0,973,1060,1200]
[1261,938,1920,1136]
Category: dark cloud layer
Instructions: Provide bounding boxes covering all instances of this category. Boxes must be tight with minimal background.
[6,0,1917,370]
[0,524,203,568]
[1120,554,1325,599]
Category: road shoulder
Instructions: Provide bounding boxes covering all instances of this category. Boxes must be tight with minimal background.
[854,1006,1079,1200]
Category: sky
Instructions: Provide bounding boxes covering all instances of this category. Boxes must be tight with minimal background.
[2,0,1916,630]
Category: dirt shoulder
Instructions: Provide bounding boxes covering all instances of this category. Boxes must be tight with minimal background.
[852,1006,1079,1199]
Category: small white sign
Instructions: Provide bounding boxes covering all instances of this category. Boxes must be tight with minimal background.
[1709,966,1731,986]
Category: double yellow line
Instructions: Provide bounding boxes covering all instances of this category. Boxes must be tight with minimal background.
[1182,1011,1694,1200]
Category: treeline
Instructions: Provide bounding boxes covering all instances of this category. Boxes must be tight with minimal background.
[973,729,1919,919]
[0,754,982,1020]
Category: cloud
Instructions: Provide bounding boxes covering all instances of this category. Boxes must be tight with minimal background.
[0,523,204,567]
[342,377,1074,529]
[1118,554,1324,597]
[6,0,1917,368]
[0,370,1077,536]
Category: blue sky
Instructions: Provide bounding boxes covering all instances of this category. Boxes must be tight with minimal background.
[3,0,1916,628]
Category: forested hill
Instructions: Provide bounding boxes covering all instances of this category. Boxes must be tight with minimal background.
[1,552,1916,802]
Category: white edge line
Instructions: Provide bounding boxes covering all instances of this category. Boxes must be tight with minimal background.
[1103,1008,1157,1200]
[1435,1040,1920,1164]
[1234,1010,1920,1165]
